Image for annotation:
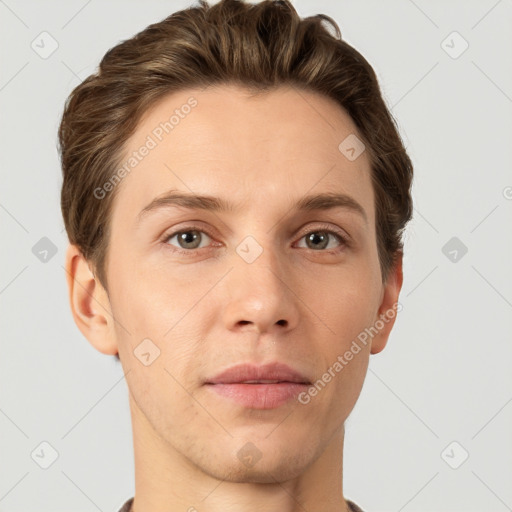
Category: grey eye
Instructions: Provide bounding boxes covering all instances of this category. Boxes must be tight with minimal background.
[166,230,212,250]
[297,230,343,251]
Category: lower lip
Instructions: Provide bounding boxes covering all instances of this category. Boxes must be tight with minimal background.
[205,382,310,409]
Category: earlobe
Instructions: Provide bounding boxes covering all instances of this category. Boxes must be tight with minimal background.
[64,244,119,356]
[370,252,404,355]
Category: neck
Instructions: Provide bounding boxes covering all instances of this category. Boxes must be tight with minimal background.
[129,395,350,512]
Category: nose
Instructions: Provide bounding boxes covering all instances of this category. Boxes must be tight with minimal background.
[221,242,301,336]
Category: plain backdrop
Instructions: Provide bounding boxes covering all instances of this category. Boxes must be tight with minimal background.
[1,1,511,511]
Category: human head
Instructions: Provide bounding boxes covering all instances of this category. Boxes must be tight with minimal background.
[59,0,412,494]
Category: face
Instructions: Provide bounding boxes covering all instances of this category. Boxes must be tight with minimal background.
[99,84,400,483]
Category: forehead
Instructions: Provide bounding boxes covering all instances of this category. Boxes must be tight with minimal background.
[112,83,374,225]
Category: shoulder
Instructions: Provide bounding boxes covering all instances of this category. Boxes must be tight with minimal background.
[117,496,134,512]
[347,498,366,512]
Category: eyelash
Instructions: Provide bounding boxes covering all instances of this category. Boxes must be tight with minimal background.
[160,223,350,256]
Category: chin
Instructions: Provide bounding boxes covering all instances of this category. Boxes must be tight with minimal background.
[210,456,309,484]
[234,439,316,483]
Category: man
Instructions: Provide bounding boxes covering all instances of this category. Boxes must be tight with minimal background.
[59,1,413,511]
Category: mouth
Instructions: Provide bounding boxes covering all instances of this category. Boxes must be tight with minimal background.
[204,362,312,409]
[205,361,311,385]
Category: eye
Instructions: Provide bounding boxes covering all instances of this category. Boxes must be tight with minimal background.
[160,224,349,255]
[295,228,347,251]
[164,228,213,250]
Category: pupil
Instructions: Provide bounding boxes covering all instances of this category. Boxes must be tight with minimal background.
[180,231,200,248]
[308,232,328,250]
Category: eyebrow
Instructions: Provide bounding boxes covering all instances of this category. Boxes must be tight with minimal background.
[137,189,368,225]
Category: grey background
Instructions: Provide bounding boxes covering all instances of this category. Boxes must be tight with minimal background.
[1,0,511,511]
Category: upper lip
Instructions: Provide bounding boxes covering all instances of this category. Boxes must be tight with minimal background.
[205,362,311,385]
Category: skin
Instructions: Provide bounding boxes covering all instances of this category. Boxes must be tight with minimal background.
[66,84,403,512]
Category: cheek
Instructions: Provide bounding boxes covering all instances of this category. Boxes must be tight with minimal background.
[109,256,187,331]
[110,260,211,374]
[305,262,380,336]
[112,268,205,425]
[305,266,379,402]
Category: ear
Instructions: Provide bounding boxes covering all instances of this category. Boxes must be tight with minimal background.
[370,251,404,355]
[64,244,119,356]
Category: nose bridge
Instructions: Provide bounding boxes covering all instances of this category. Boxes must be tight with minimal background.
[221,232,299,333]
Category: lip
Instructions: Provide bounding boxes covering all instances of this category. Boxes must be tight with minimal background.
[204,362,311,410]
[205,362,311,385]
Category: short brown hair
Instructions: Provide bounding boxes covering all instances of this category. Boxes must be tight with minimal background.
[59,0,413,340]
